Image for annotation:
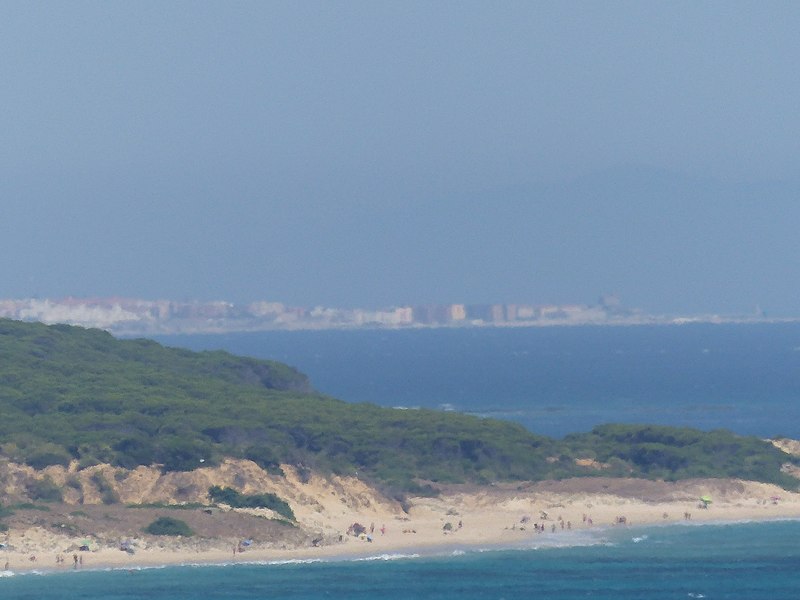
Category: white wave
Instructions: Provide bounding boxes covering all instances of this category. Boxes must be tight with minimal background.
[354,553,421,562]
[253,558,325,566]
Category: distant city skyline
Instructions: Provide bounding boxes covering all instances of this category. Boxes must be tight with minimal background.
[0,294,780,336]
[3,4,800,316]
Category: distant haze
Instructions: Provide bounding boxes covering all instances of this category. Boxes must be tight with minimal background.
[2,3,799,316]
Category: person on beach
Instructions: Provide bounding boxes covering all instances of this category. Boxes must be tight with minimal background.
[380,524,386,535]
[73,554,78,567]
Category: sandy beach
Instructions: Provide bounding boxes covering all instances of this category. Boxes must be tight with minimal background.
[3,462,800,574]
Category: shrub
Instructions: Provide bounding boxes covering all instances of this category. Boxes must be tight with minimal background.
[10,503,50,511]
[90,473,119,505]
[244,445,284,475]
[25,476,63,502]
[23,445,72,469]
[113,437,155,469]
[157,438,213,472]
[144,516,194,536]
[208,486,295,521]
[77,456,102,470]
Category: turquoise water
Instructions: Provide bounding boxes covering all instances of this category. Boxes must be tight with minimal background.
[4,520,800,598]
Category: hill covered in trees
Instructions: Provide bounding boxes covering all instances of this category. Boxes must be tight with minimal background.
[0,318,797,492]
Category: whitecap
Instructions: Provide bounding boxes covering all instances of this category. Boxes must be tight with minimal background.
[354,553,420,562]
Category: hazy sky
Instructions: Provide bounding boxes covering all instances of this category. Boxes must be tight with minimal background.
[2,2,800,315]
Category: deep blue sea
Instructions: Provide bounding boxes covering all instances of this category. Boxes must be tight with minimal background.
[9,323,790,598]
[152,322,800,438]
[3,520,800,598]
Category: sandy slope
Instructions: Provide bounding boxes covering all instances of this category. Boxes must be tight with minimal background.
[2,460,800,573]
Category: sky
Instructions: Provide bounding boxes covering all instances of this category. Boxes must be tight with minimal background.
[2,1,800,316]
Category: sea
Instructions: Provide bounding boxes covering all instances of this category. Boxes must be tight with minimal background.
[5,322,800,598]
[152,322,800,438]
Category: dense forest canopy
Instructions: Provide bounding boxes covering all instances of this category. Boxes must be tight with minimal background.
[0,319,797,491]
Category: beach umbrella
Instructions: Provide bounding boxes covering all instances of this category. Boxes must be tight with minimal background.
[79,539,97,551]
[700,496,712,507]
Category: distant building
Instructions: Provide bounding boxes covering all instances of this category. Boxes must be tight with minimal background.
[353,306,414,326]
[515,304,537,320]
[413,305,438,324]
[465,304,493,321]
[489,304,505,322]
[505,304,518,321]
[464,304,506,323]
[447,304,466,321]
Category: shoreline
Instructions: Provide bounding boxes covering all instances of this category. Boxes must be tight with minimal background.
[4,517,800,578]
[4,476,800,576]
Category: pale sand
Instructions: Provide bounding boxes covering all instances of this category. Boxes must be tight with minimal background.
[3,475,799,574]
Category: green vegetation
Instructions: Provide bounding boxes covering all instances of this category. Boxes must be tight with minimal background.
[127,502,208,510]
[144,516,194,536]
[0,504,10,532]
[25,476,63,502]
[562,424,800,488]
[90,473,120,505]
[208,486,295,520]
[9,502,51,511]
[0,319,797,493]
